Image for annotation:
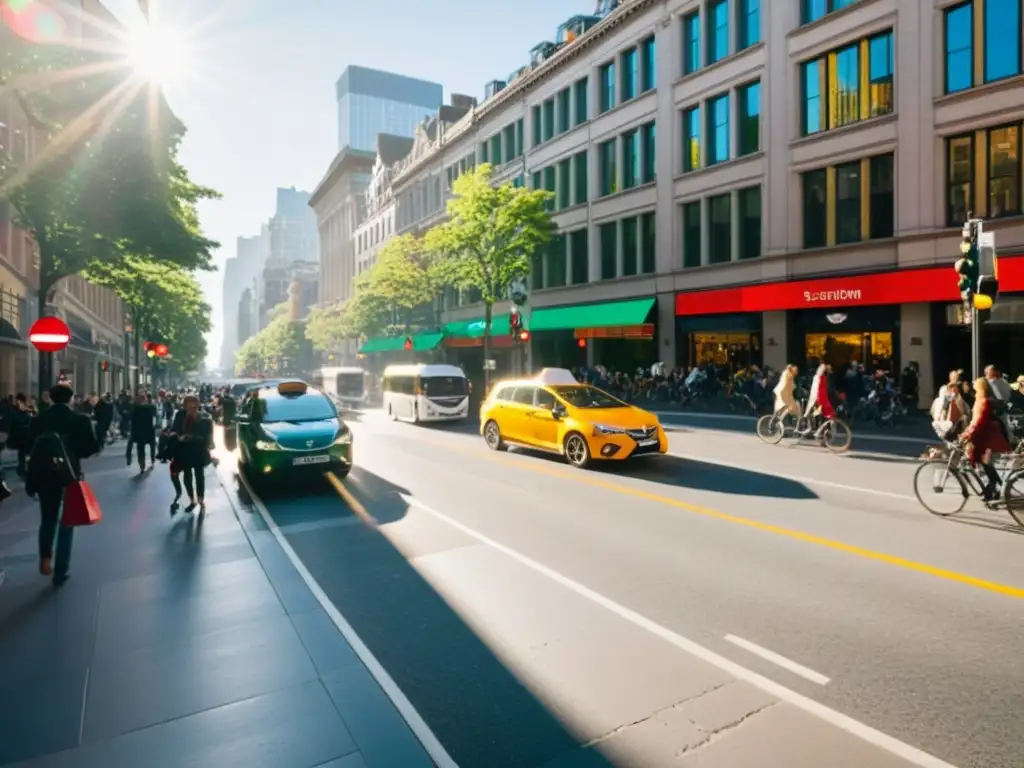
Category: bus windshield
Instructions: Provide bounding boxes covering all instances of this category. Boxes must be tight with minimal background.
[336,372,365,397]
[423,376,468,397]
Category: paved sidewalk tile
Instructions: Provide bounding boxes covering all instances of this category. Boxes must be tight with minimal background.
[0,445,430,768]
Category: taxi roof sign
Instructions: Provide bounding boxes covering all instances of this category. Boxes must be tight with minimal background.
[534,368,578,386]
[276,380,308,396]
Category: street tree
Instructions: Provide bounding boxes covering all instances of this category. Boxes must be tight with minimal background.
[372,234,443,328]
[236,306,308,376]
[305,302,347,355]
[424,163,552,390]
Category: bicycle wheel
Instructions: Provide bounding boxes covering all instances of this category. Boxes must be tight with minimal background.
[756,414,784,444]
[820,418,852,453]
[1001,470,1024,528]
[913,460,969,516]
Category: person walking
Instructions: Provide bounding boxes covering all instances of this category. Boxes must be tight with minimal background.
[25,383,99,586]
[6,393,33,478]
[167,394,214,517]
[128,392,158,473]
[94,393,114,451]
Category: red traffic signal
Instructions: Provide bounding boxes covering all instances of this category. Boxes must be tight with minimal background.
[403,336,413,351]
[142,340,154,351]
[155,343,169,357]
[517,329,531,343]
[509,307,521,335]
[577,338,587,348]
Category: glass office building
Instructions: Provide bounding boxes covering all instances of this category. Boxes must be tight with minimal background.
[336,66,443,152]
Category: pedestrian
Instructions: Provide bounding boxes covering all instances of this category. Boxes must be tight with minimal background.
[94,393,114,450]
[127,392,158,473]
[25,382,99,586]
[166,394,214,517]
[6,393,33,478]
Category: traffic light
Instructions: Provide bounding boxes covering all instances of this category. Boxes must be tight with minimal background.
[101,360,109,372]
[577,338,587,349]
[955,220,979,299]
[403,336,413,351]
[509,307,521,338]
[517,329,531,343]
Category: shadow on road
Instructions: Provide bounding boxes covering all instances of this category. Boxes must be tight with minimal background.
[251,467,613,768]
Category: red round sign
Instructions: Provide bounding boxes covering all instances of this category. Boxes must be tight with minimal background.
[28,316,71,353]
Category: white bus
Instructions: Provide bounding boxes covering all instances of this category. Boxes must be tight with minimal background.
[313,366,368,409]
[382,364,469,423]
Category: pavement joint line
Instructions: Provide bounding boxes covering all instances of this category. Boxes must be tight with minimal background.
[399,492,959,768]
[324,470,377,527]
[723,634,831,686]
[220,465,457,768]
[382,426,1024,601]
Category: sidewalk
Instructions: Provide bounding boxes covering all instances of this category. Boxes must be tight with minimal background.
[0,444,433,768]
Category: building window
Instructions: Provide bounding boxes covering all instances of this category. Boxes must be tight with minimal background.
[544,165,556,200]
[640,212,656,274]
[532,105,542,146]
[622,216,638,276]
[600,222,618,279]
[738,0,759,50]
[490,135,502,165]
[986,0,1022,82]
[683,202,702,268]
[802,0,858,25]
[599,62,616,112]
[835,161,862,244]
[708,0,729,64]
[831,44,860,130]
[868,32,894,118]
[802,59,824,135]
[621,47,637,102]
[573,151,588,205]
[708,194,731,264]
[802,169,828,248]
[869,153,895,239]
[570,229,589,284]
[530,250,544,290]
[738,81,759,155]
[738,186,761,259]
[947,135,973,225]
[623,129,639,189]
[599,139,617,196]
[543,99,555,142]
[683,12,701,75]
[683,106,700,172]
[548,234,567,288]
[707,94,729,165]
[557,158,571,210]
[640,36,656,92]
[556,88,571,134]
[944,4,973,94]
[641,122,656,183]
[574,77,589,125]
[989,124,1021,217]
[516,119,524,157]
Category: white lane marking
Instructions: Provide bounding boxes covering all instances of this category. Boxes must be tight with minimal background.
[667,450,917,502]
[653,412,931,445]
[724,634,831,686]
[232,471,458,768]
[398,493,956,768]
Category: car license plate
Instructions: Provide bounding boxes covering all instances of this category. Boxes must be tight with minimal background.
[638,438,658,447]
[293,455,330,466]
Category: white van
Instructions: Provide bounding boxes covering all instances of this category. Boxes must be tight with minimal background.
[313,366,367,408]
[382,364,469,423]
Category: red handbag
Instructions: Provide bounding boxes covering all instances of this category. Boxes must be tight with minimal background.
[61,480,103,527]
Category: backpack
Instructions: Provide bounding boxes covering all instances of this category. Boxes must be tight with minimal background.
[27,430,78,491]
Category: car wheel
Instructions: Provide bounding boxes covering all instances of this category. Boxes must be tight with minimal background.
[563,432,591,469]
[483,420,507,451]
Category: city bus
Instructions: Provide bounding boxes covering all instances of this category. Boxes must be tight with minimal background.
[312,366,368,409]
[382,363,469,423]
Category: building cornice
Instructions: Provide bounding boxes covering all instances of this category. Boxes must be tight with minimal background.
[392,0,657,185]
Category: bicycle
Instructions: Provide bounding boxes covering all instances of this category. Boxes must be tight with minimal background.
[756,401,852,453]
[913,441,1024,528]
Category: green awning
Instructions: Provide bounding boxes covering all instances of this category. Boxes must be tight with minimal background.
[442,314,511,338]
[531,297,655,331]
[358,332,443,354]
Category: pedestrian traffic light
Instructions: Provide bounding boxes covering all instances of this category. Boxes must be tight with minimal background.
[509,307,521,338]
[403,336,413,351]
[517,329,530,343]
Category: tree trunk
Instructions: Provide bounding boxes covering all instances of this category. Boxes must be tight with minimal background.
[483,301,492,395]
[35,280,54,400]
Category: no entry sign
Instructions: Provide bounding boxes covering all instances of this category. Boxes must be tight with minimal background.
[29,316,71,353]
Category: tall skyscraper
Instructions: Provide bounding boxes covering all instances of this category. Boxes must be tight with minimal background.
[220,235,261,370]
[336,66,443,152]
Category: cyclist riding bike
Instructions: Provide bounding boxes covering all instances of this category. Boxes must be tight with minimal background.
[772,364,800,418]
[802,363,835,435]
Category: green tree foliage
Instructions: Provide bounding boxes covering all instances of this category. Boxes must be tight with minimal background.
[236,306,309,376]
[424,163,552,387]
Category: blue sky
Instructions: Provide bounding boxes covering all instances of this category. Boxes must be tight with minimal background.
[101,0,584,365]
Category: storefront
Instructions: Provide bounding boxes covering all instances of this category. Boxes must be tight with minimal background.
[789,306,898,372]
[530,297,656,371]
[933,296,1024,380]
[675,314,762,373]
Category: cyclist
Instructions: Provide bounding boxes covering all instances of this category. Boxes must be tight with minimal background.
[801,363,835,435]
[772,364,800,418]
[962,376,1011,501]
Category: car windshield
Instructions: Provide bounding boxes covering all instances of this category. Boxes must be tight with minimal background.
[423,376,467,397]
[263,395,336,422]
[551,385,626,409]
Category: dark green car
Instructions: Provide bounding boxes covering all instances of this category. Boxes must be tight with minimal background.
[236,380,352,482]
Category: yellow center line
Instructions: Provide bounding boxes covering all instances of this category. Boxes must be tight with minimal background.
[373,427,1024,601]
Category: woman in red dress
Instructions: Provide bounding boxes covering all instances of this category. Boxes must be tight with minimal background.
[962,377,1012,501]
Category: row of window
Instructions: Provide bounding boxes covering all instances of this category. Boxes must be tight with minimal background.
[479,120,524,167]
[531,151,588,211]
[683,81,760,172]
[682,0,760,76]
[530,229,590,290]
[801,153,894,249]
[681,186,762,268]
[444,154,476,193]
[946,122,1021,226]
[598,121,656,197]
[801,30,894,137]
[801,0,859,26]
[597,35,656,115]
[355,214,394,253]
[599,213,658,280]
[943,0,1023,95]
[532,78,589,147]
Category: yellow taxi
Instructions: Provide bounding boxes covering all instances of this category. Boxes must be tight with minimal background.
[479,368,668,469]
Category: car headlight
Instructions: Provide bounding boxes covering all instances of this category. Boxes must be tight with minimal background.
[255,439,279,451]
[334,429,352,445]
[592,424,625,436]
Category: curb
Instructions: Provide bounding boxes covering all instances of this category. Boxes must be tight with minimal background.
[651,411,933,445]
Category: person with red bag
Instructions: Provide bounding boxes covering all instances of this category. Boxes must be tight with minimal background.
[25,383,99,587]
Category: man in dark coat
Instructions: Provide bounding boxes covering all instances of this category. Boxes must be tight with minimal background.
[128,393,158,472]
[94,393,115,450]
[26,383,99,585]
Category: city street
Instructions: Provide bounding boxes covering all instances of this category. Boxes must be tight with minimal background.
[239,411,1024,768]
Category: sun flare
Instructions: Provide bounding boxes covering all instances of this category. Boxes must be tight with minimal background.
[126,24,187,83]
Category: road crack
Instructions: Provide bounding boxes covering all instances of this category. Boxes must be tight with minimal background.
[674,701,780,758]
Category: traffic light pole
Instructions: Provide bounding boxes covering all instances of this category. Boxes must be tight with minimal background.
[971,306,982,382]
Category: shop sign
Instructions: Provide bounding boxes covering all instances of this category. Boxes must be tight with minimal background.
[676,257,1024,316]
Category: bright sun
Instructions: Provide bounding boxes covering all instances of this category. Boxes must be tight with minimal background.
[127,25,186,83]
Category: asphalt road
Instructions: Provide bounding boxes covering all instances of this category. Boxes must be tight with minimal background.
[228,411,1024,768]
